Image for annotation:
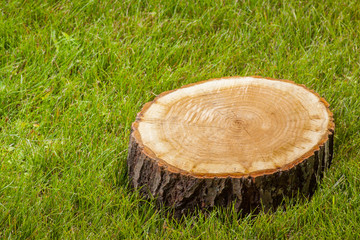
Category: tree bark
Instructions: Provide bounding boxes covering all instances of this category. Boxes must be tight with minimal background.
[127,76,335,216]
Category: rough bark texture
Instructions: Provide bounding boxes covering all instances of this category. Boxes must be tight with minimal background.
[127,129,334,216]
[127,76,335,216]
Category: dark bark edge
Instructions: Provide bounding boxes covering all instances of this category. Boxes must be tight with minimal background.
[127,129,334,216]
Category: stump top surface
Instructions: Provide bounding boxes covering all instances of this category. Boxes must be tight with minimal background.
[133,76,334,177]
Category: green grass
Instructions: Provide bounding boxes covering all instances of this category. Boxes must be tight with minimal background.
[1,0,360,238]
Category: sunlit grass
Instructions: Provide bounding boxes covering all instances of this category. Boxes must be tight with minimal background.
[1,0,360,238]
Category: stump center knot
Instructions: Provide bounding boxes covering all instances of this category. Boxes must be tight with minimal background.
[232,119,246,130]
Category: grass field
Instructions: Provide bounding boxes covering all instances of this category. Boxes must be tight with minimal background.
[1,0,360,238]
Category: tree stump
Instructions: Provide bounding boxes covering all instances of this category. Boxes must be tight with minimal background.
[127,76,334,216]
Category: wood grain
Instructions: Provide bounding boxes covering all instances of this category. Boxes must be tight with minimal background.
[127,76,334,215]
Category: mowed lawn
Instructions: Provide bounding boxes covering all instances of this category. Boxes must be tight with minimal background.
[1,0,360,238]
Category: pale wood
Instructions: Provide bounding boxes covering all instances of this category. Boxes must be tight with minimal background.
[127,76,334,216]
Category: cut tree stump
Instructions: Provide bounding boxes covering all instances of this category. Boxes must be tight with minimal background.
[127,76,334,216]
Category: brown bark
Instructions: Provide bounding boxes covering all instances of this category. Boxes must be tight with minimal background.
[127,128,334,216]
[126,76,335,216]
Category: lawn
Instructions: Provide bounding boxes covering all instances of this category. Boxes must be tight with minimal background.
[1,0,360,238]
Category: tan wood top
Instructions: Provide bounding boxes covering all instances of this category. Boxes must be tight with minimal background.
[133,76,334,176]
